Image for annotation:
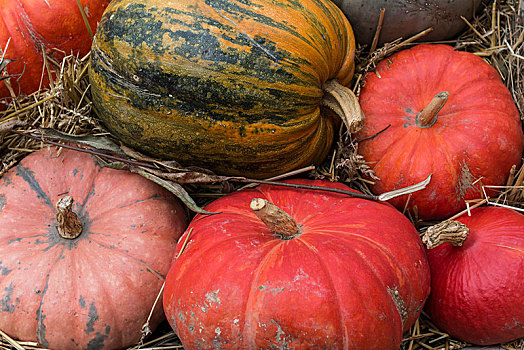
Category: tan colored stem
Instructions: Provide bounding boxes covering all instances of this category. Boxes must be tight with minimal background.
[321,79,365,133]
[422,220,469,249]
[56,196,82,239]
[250,198,301,240]
[416,91,450,127]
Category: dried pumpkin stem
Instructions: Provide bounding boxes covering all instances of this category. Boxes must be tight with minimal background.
[416,91,450,128]
[421,220,469,249]
[250,198,301,240]
[56,196,83,239]
[321,79,365,133]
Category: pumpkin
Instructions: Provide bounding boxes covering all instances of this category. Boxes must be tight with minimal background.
[356,44,524,220]
[332,0,482,47]
[163,179,430,349]
[0,147,187,349]
[89,0,358,179]
[0,0,109,100]
[422,207,524,345]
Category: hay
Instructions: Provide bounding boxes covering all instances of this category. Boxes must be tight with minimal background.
[0,0,523,349]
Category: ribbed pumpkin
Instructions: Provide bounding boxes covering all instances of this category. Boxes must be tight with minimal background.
[89,0,356,178]
[423,207,524,345]
[356,44,524,220]
[0,0,109,100]
[0,147,187,349]
[163,179,430,349]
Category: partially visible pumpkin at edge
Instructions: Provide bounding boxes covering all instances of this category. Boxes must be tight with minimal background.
[0,0,110,102]
[423,207,524,346]
[0,147,187,350]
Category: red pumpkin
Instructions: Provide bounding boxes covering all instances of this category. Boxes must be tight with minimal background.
[163,179,430,349]
[0,147,187,349]
[356,44,524,220]
[424,207,524,345]
[0,0,109,100]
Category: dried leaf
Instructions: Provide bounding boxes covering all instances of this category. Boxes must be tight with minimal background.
[134,169,219,215]
[102,161,129,170]
[120,144,216,174]
[145,167,242,184]
[377,174,432,201]
[40,128,126,156]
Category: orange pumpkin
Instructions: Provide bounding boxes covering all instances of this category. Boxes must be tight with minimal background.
[0,0,109,100]
[0,147,187,349]
[164,179,430,349]
[356,44,524,220]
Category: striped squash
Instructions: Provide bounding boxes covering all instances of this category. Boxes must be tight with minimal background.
[89,0,356,178]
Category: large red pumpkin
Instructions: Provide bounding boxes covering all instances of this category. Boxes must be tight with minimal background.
[0,147,187,349]
[356,44,524,220]
[423,207,524,345]
[0,0,109,100]
[163,179,430,349]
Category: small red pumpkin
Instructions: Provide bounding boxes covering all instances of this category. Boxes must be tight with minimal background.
[356,44,524,220]
[163,179,430,349]
[0,147,187,349]
[0,0,109,100]
[423,207,524,345]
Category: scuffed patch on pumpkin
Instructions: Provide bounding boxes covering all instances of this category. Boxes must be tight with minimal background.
[0,261,10,276]
[455,160,476,203]
[86,300,99,334]
[270,319,292,349]
[205,289,221,305]
[387,286,407,326]
[0,282,16,313]
[86,326,110,350]
[212,327,223,350]
[258,284,285,295]
[0,194,5,212]
[36,274,51,348]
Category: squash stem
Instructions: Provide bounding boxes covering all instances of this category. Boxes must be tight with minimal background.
[56,196,83,239]
[421,220,469,249]
[250,198,301,240]
[416,92,449,128]
[321,79,365,133]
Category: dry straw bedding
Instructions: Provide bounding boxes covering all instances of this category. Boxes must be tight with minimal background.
[0,0,523,349]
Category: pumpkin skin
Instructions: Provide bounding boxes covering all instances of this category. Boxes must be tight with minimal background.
[0,0,110,100]
[332,0,482,47]
[89,0,356,178]
[425,207,524,345]
[356,44,524,220]
[163,179,430,349]
[0,147,187,349]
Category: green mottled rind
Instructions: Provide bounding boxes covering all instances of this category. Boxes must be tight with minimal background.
[89,0,355,178]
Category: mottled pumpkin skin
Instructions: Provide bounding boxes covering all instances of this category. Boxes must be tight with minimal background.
[163,179,430,349]
[89,0,355,178]
[0,0,109,100]
[356,44,524,220]
[0,148,187,349]
[425,207,524,345]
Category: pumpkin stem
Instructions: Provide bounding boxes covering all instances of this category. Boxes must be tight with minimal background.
[321,79,365,133]
[56,196,83,239]
[416,91,449,128]
[421,220,469,249]
[250,198,301,240]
